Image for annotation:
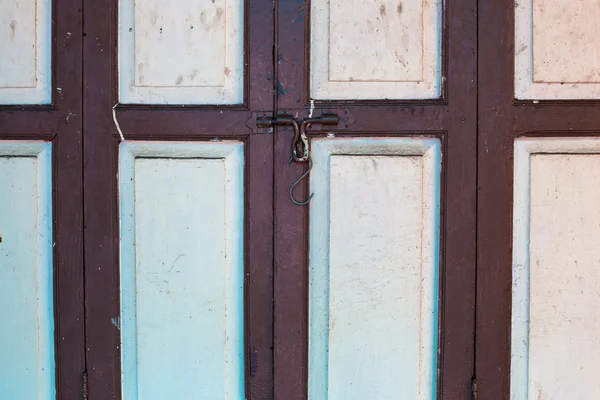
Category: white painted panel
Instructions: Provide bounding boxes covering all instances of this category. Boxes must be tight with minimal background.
[512,138,600,400]
[0,0,52,104]
[515,0,600,99]
[119,0,244,104]
[309,138,441,400]
[0,142,54,399]
[311,0,442,100]
[120,142,244,399]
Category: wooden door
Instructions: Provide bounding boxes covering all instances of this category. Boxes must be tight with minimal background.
[477,0,600,399]
[274,0,477,399]
[0,0,85,398]
[82,0,275,398]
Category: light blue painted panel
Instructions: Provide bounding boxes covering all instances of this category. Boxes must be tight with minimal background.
[120,142,244,400]
[309,138,441,400]
[0,142,54,399]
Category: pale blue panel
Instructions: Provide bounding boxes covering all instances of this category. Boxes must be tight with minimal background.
[0,142,54,399]
[120,142,244,400]
[309,138,441,400]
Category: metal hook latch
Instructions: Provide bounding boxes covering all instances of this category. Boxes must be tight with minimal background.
[256,113,339,205]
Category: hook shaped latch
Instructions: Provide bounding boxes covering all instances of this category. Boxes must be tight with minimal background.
[256,112,339,205]
[289,155,314,205]
[288,114,339,204]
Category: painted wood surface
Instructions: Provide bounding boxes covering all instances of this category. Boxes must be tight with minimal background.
[515,0,600,99]
[119,0,244,104]
[0,0,52,104]
[310,0,442,100]
[0,142,54,399]
[120,142,244,399]
[309,138,441,399]
[512,138,600,399]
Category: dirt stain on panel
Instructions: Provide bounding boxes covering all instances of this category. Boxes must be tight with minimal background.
[10,20,16,40]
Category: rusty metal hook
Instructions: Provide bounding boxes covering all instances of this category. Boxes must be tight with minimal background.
[291,120,310,162]
[289,155,314,205]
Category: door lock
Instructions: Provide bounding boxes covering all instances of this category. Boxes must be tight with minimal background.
[256,113,339,205]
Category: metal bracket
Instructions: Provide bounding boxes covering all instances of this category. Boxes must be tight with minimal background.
[247,108,356,134]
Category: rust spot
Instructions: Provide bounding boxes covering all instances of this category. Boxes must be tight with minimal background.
[379,4,386,17]
[224,67,231,76]
[397,2,403,14]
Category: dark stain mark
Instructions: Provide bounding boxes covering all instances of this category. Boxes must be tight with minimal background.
[10,20,16,40]
[159,26,163,34]
[176,75,183,85]
[190,69,199,80]
[137,63,145,85]
[397,2,403,14]
[379,4,386,17]
[224,67,231,76]
[265,72,273,81]
[129,27,133,32]
[190,25,194,29]
[277,82,287,95]
[250,347,259,376]
[215,7,225,23]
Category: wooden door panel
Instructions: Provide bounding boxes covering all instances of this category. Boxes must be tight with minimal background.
[275,0,477,398]
[515,0,600,100]
[308,138,442,400]
[119,142,245,399]
[83,0,274,396]
[0,0,84,397]
[117,0,244,104]
[511,139,600,399]
[310,0,443,100]
[0,0,52,104]
[478,1,600,399]
[0,143,54,399]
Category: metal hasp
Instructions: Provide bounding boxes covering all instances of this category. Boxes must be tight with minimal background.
[256,113,340,205]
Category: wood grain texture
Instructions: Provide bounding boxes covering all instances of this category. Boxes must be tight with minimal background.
[0,142,53,399]
[119,142,245,400]
[308,138,441,400]
[0,0,52,104]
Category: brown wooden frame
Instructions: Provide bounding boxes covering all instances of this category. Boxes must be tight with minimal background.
[82,0,275,397]
[273,0,478,398]
[0,0,85,397]
[476,1,600,398]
